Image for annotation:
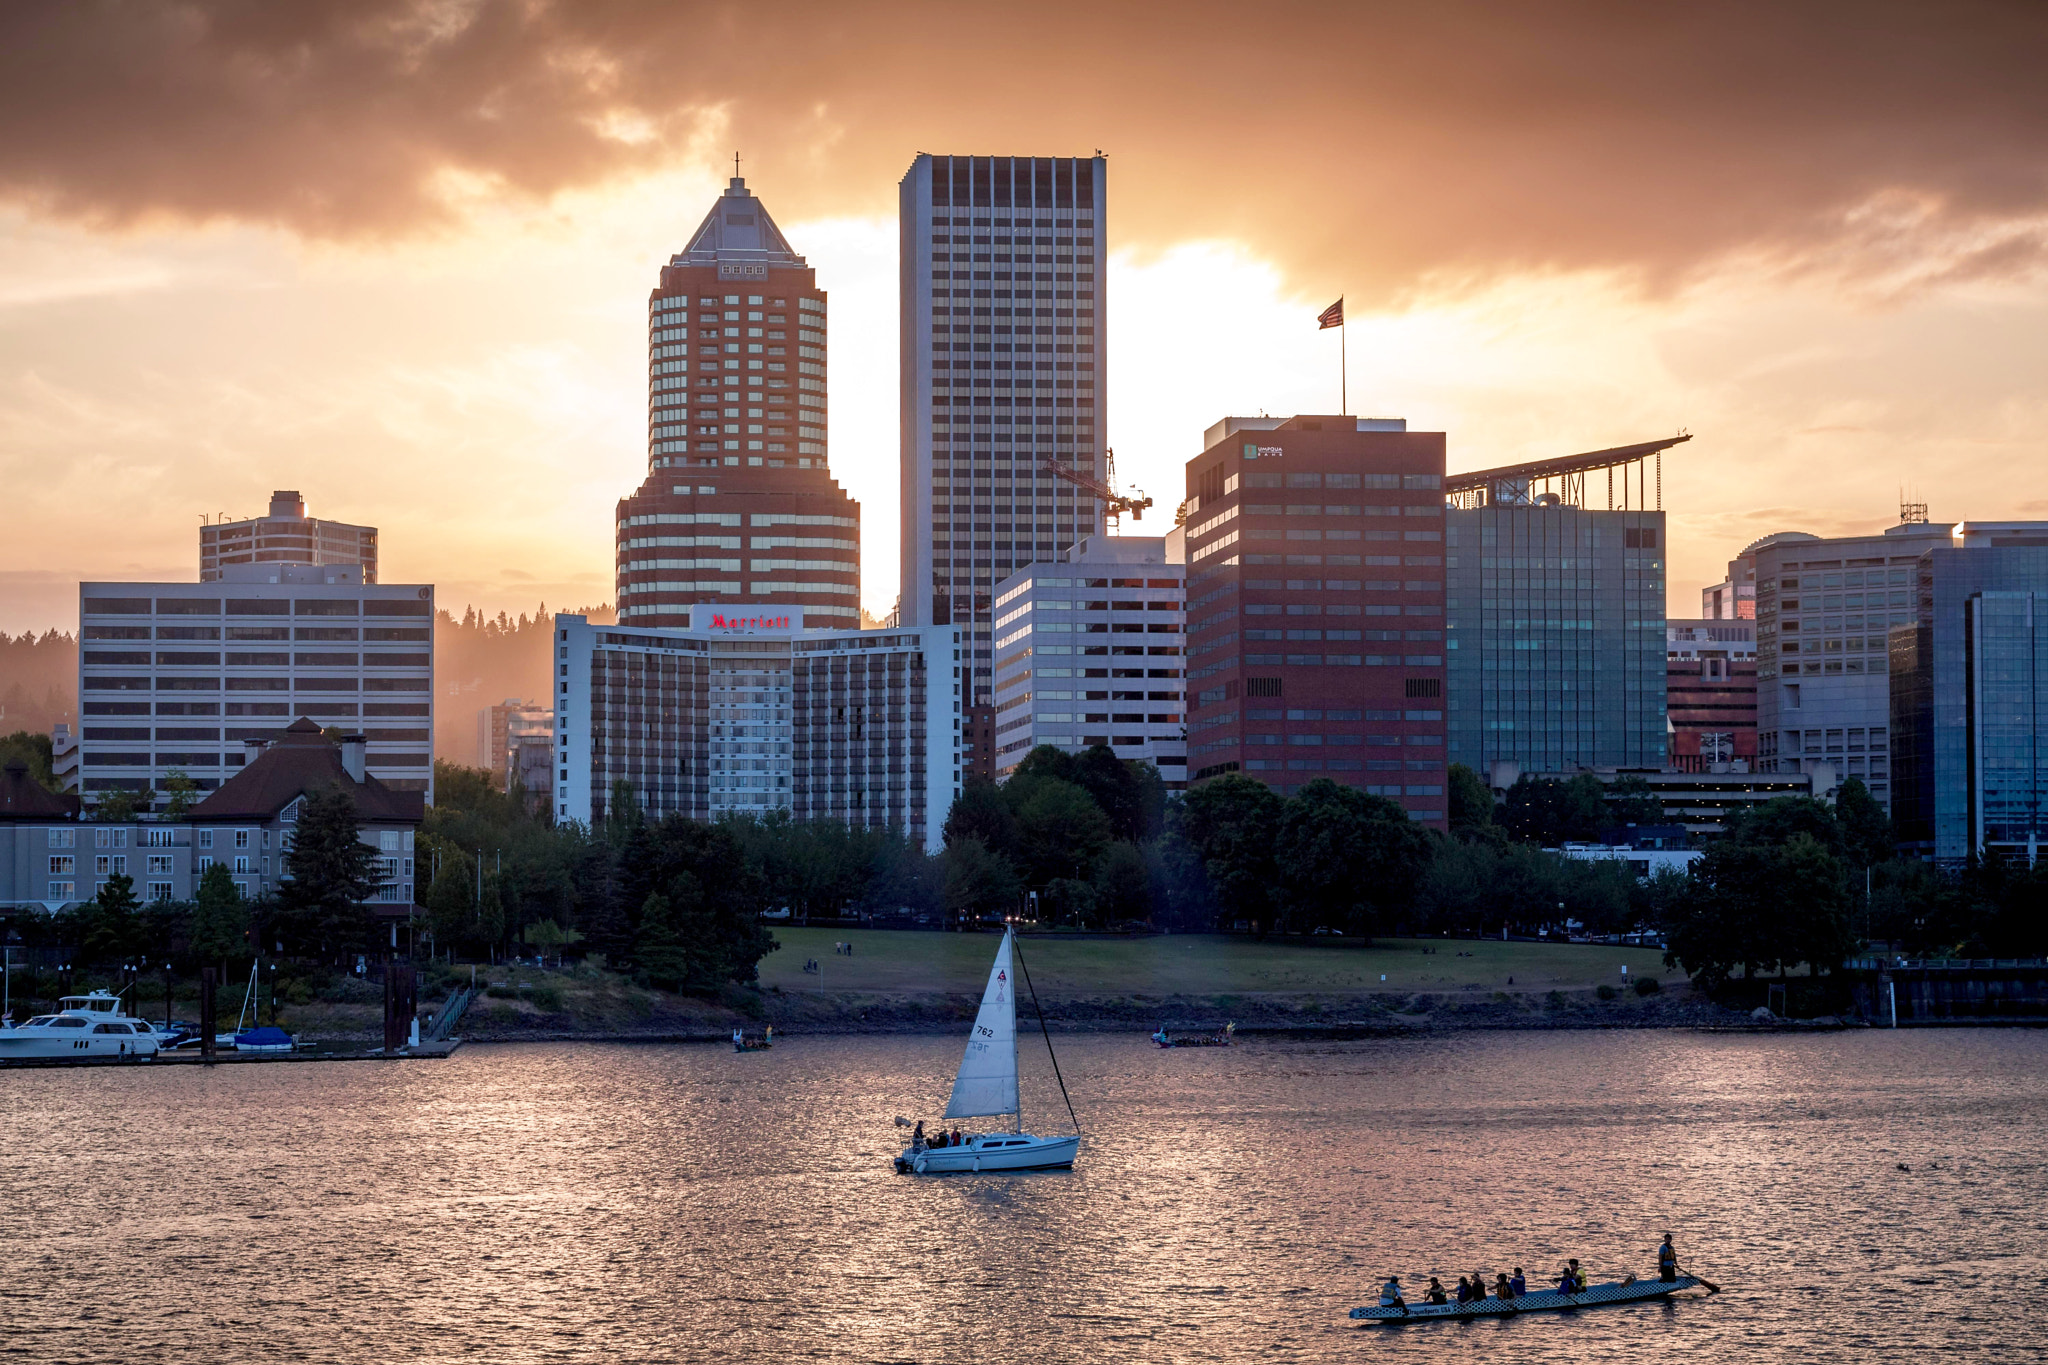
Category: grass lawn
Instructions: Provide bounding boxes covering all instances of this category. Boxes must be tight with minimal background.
[756,929,1681,997]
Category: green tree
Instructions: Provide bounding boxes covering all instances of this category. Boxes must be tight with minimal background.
[1778,832,1854,975]
[633,891,690,991]
[1835,777,1894,869]
[276,785,382,959]
[1605,774,1664,828]
[160,768,199,819]
[0,730,58,791]
[1498,774,1607,845]
[941,836,1022,923]
[521,918,583,967]
[1447,763,1496,836]
[943,779,1021,859]
[1007,775,1113,887]
[78,873,142,965]
[1175,775,1288,932]
[93,786,153,823]
[1090,840,1155,926]
[1275,779,1432,935]
[424,849,476,955]
[190,863,250,968]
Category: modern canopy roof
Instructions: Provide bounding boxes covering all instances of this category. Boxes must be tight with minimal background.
[1446,435,1692,496]
[672,176,806,269]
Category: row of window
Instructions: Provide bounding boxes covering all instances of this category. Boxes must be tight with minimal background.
[84,599,430,618]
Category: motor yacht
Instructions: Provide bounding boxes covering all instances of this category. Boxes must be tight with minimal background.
[0,991,163,1062]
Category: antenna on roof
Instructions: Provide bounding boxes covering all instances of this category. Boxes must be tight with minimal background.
[733,151,742,178]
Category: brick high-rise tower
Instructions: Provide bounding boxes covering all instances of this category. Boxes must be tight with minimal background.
[617,175,860,628]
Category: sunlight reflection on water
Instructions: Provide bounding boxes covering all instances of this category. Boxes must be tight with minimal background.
[3,1030,2044,1363]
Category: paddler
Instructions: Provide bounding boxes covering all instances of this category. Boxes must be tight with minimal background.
[1658,1233,1679,1283]
[1378,1276,1407,1315]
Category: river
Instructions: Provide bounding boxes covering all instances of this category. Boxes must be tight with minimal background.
[3,1030,2043,1363]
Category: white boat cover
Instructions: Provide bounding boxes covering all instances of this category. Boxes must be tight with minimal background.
[944,928,1019,1119]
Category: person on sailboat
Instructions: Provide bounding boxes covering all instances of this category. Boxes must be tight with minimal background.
[949,1126,963,1147]
[911,1121,927,1152]
[1657,1233,1679,1283]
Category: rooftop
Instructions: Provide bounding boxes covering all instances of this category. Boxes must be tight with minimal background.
[671,177,805,269]
[187,719,424,824]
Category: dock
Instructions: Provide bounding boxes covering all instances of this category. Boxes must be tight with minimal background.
[1,1040,462,1069]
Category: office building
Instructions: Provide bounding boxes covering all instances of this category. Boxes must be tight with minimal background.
[1889,523,2048,862]
[200,491,377,582]
[1700,531,1810,620]
[1666,619,1758,772]
[78,568,434,807]
[898,153,1109,703]
[1181,416,1448,824]
[1444,439,1682,780]
[1751,510,1953,808]
[553,609,961,851]
[478,698,552,784]
[2,721,421,911]
[617,175,860,628]
[991,532,1186,785]
[962,704,997,783]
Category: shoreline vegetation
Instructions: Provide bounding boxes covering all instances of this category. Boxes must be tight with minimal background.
[257,933,1928,1044]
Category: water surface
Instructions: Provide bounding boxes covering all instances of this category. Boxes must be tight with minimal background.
[3,1030,2043,1362]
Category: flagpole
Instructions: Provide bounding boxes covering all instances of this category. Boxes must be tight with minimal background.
[1341,322,1347,416]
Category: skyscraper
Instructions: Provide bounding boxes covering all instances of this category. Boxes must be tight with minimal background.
[617,175,860,629]
[1182,416,1449,827]
[899,154,1108,704]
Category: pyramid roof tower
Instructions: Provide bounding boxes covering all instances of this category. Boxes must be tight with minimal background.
[671,176,806,269]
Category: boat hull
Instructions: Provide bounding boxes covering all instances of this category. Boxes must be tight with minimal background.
[895,1133,1080,1174]
[1350,1276,1705,1321]
[0,1032,159,1062]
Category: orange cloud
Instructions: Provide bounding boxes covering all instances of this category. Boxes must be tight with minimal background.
[3,0,2046,292]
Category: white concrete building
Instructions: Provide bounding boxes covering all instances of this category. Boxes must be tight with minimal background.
[78,567,434,808]
[991,532,1186,786]
[898,154,1109,705]
[553,608,961,852]
[200,490,378,582]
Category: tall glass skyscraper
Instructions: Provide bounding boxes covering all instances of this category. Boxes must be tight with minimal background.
[1445,470,1670,778]
[1889,526,2048,862]
[899,154,1108,704]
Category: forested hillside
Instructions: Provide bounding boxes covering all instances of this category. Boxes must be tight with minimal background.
[0,630,76,734]
[434,603,613,765]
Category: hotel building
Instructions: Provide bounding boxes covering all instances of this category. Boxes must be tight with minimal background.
[898,154,1109,704]
[553,610,961,851]
[990,532,1187,785]
[617,175,860,629]
[1181,416,1448,826]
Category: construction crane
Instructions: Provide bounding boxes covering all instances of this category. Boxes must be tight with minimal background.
[1041,447,1153,533]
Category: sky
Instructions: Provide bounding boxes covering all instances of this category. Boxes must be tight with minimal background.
[2,0,2046,634]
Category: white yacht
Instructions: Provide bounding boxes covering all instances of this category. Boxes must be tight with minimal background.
[0,991,163,1062]
[895,928,1082,1175]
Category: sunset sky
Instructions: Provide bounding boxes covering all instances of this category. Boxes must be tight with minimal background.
[2,0,2045,633]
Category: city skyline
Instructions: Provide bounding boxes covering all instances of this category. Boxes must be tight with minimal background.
[3,4,2046,640]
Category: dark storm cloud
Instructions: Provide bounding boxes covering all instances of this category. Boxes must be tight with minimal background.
[3,0,2046,287]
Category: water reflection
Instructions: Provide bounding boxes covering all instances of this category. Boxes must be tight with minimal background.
[2,1031,2043,1362]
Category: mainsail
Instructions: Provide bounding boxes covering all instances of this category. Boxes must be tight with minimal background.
[943,928,1019,1119]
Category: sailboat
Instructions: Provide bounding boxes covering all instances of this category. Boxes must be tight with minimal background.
[894,927,1082,1175]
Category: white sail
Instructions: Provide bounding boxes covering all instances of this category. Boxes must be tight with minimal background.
[943,928,1019,1119]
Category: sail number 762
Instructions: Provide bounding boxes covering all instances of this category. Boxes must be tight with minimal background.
[976,1025,995,1038]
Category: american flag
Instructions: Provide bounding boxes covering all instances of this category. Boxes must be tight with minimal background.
[1318,298,1344,330]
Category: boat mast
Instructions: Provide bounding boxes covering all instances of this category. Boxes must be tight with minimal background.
[1011,930,1022,1134]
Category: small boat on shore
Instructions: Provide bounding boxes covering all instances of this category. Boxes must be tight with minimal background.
[1153,1022,1234,1048]
[1350,1275,1709,1322]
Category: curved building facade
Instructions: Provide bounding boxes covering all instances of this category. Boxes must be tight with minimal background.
[617,175,860,629]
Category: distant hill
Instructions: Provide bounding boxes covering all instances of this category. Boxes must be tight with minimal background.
[0,630,76,735]
[434,603,615,765]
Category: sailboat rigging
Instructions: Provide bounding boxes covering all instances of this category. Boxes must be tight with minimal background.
[894,927,1082,1174]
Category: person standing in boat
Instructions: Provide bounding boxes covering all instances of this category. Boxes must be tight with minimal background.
[1657,1233,1679,1283]
[911,1121,927,1152]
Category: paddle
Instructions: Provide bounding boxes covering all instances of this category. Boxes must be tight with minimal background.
[1678,1260,1720,1294]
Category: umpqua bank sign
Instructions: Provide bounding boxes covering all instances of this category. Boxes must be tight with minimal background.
[687,604,804,634]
